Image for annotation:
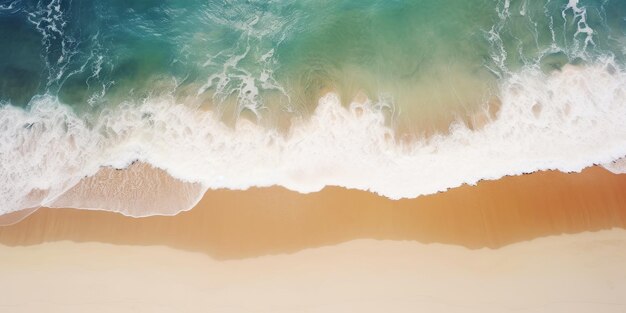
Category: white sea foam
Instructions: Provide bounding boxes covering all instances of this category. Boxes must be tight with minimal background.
[603,157,626,174]
[196,2,293,118]
[1,59,626,217]
[27,0,79,90]
[564,0,594,50]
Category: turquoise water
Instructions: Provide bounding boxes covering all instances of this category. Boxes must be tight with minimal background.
[1,0,626,215]
[1,0,624,121]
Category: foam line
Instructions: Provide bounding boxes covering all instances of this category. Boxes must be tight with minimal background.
[1,60,626,216]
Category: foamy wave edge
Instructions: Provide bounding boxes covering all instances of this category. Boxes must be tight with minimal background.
[2,59,626,218]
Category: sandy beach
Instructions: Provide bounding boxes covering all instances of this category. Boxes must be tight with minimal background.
[1,230,626,313]
[2,165,626,312]
[2,1,626,312]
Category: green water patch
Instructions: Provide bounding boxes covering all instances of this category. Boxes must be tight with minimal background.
[271,0,498,129]
[0,15,44,106]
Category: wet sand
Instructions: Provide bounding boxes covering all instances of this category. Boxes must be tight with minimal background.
[1,165,626,259]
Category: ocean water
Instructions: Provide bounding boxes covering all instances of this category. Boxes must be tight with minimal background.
[1,0,626,216]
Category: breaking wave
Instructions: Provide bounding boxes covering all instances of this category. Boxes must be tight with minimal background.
[1,58,626,217]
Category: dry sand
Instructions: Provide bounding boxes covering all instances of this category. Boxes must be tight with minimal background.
[1,230,626,313]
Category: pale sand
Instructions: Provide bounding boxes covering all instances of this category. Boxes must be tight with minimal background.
[1,166,626,259]
[1,230,626,313]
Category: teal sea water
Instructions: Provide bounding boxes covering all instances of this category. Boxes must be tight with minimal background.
[1,0,626,216]
[2,0,625,118]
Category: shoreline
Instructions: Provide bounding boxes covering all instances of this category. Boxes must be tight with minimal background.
[1,166,626,259]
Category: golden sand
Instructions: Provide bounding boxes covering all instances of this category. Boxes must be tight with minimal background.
[1,165,625,259]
